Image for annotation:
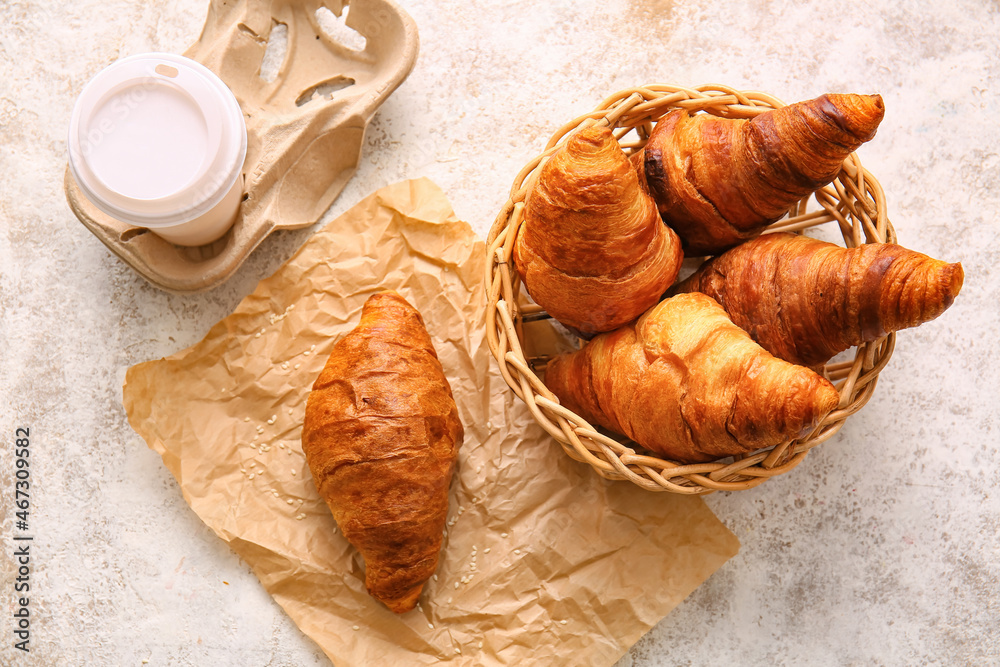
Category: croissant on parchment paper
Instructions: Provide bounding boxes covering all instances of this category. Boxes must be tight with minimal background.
[671,232,965,368]
[544,292,840,463]
[514,125,683,336]
[636,93,886,256]
[301,291,463,614]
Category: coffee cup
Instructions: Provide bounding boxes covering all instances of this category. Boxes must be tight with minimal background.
[68,53,247,246]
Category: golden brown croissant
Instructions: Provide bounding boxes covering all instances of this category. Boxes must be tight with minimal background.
[637,93,885,256]
[514,125,683,336]
[544,292,840,463]
[301,291,463,613]
[671,232,964,368]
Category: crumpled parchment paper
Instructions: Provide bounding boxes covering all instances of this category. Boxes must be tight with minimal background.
[122,178,740,666]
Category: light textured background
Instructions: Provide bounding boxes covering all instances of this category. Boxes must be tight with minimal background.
[1,0,998,665]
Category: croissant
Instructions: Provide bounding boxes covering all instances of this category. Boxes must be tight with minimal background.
[514,125,683,336]
[544,292,840,463]
[301,291,463,613]
[671,232,964,368]
[637,93,885,256]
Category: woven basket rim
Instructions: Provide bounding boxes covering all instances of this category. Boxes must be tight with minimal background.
[485,83,897,494]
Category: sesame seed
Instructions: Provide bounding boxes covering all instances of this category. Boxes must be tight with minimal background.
[248,462,256,468]
[239,468,246,475]
[447,597,453,604]
[294,363,301,370]
[291,470,297,476]
[484,548,491,554]
[295,513,305,520]
[244,417,250,422]
[287,499,294,505]
[310,344,316,351]
[279,443,286,449]
[353,625,359,631]
[288,409,293,415]
[559,620,567,625]
[252,434,259,441]
[501,533,508,538]
[288,304,295,310]
[270,414,277,422]
[272,490,280,497]
[514,549,520,555]
[303,350,310,356]
[248,474,256,480]
[260,328,265,335]
[454,648,461,655]
[254,332,261,338]
[454,582,459,589]
[286,450,293,456]
[432,574,438,581]
[428,623,434,629]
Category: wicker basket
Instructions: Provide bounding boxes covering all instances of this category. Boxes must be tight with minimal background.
[485,84,897,494]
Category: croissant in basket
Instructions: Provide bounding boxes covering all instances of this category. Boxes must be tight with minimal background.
[671,232,965,368]
[636,93,885,256]
[544,292,841,463]
[514,125,683,336]
[301,291,463,613]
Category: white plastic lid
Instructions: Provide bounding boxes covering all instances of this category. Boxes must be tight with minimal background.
[68,53,247,228]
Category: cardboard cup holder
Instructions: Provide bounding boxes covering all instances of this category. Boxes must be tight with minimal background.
[65,0,419,293]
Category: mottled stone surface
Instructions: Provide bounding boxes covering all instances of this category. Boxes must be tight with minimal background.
[1,0,998,664]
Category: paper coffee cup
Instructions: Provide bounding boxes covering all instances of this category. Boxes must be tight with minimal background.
[68,53,247,246]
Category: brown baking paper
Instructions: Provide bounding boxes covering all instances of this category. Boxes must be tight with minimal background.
[122,178,740,666]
